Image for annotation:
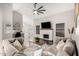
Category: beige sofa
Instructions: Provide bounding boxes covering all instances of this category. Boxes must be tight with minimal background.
[42,38,77,56]
[0,39,42,56]
[0,37,77,56]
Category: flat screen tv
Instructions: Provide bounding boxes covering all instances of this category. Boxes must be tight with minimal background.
[41,22,51,29]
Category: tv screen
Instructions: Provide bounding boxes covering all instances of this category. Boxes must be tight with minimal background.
[41,22,51,29]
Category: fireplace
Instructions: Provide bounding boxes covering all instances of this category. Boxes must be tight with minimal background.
[43,34,49,39]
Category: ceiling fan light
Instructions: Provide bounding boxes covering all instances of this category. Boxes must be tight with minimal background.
[33,3,46,15]
[33,10,37,14]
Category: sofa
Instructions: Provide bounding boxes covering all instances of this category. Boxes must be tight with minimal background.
[42,38,77,56]
[0,37,77,56]
[0,39,43,56]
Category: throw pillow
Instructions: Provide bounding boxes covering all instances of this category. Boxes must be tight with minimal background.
[56,40,65,51]
[57,50,69,56]
[43,51,55,56]
[2,40,19,56]
[12,39,23,51]
[63,41,74,55]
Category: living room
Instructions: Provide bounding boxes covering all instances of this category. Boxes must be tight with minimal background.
[0,3,79,56]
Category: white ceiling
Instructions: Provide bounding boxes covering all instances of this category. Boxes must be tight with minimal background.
[13,3,74,19]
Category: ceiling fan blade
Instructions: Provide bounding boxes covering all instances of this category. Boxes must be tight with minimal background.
[38,11,44,14]
[38,10,46,11]
[37,6,43,10]
[34,3,37,8]
[37,12,39,15]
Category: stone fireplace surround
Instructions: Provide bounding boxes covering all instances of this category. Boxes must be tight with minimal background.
[40,29,53,41]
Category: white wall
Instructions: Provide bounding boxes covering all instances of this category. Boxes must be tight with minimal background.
[13,3,35,42]
[75,15,79,55]
[34,9,75,41]
[0,4,13,39]
[23,15,35,42]
[0,5,3,40]
[13,11,23,31]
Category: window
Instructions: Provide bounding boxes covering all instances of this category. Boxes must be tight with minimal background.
[36,25,40,34]
[56,23,65,37]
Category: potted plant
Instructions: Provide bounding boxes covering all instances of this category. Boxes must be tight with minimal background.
[68,27,74,39]
[34,37,40,43]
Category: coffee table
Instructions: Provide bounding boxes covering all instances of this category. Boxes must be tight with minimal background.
[23,43,43,56]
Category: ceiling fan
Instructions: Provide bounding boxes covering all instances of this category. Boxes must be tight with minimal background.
[33,3,46,15]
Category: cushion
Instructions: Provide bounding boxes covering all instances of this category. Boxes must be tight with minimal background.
[0,40,6,56]
[13,52,26,56]
[66,39,75,44]
[12,39,23,51]
[57,50,69,56]
[63,41,74,55]
[56,40,65,51]
[43,51,55,56]
[48,45,57,55]
[0,46,6,56]
[2,40,19,56]
[17,37,24,45]
[23,39,30,48]
[42,44,57,55]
